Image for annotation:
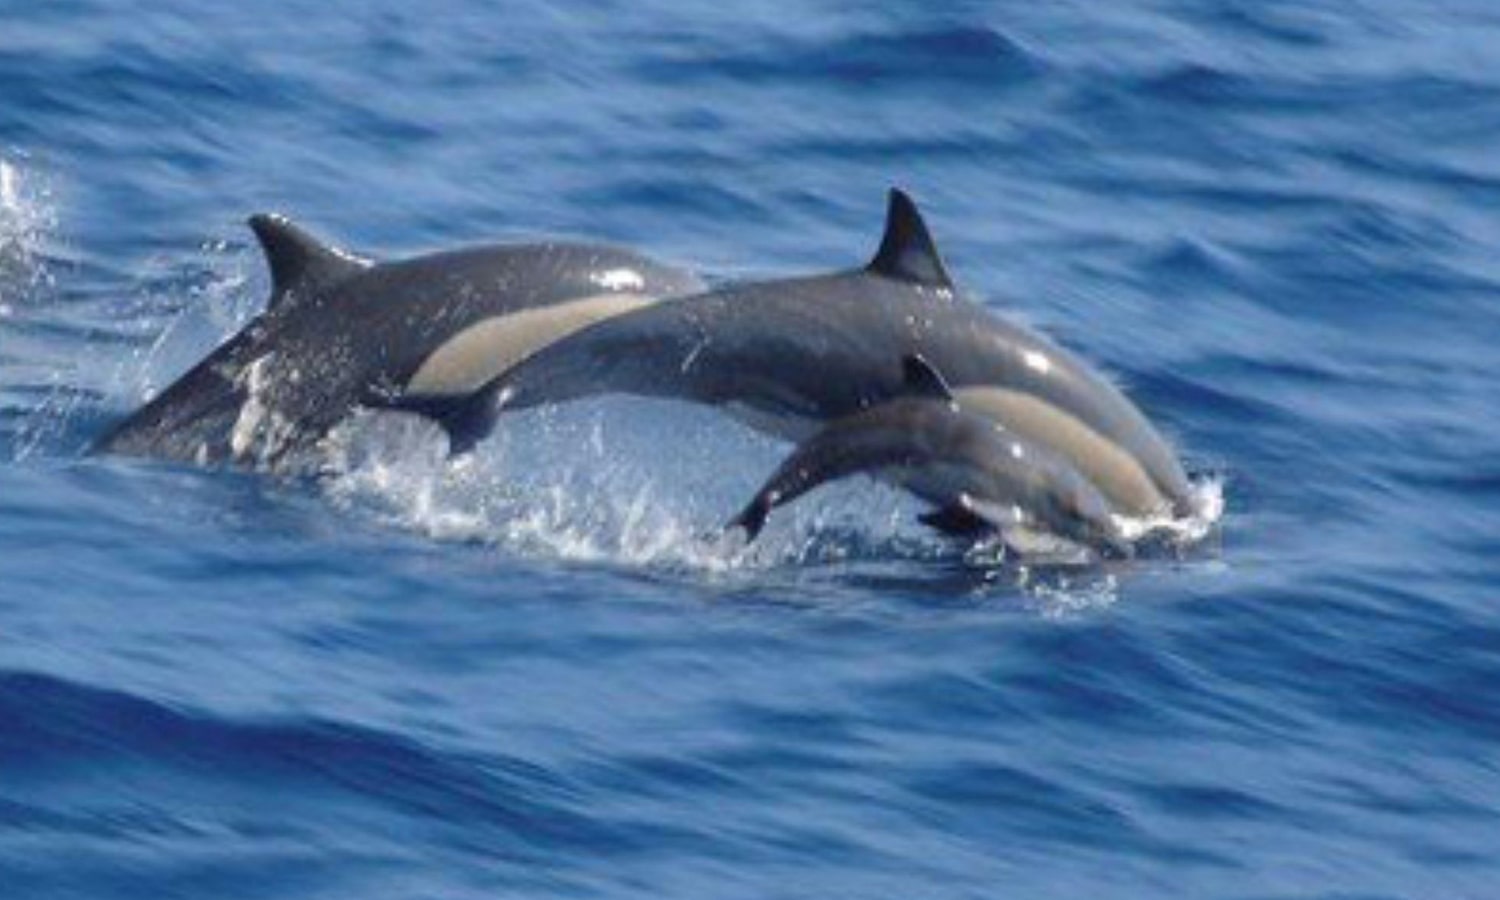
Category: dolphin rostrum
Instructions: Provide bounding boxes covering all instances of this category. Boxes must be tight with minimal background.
[727,355,1127,554]
[391,189,1193,518]
[95,216,706,468]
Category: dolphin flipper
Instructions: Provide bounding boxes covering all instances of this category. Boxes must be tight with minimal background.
[900,354,954,401]
[917,504,992,537]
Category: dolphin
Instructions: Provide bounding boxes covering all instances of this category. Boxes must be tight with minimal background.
[727,355,1127,554]
[94,215,706,469]
[389,189,1193,517]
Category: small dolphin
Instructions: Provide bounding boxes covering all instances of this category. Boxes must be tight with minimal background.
[95,216,706,468]
[726,356,1127,554]
[396,189,1192,517]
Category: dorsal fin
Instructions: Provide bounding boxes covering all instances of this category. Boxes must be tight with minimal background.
[867,188,953,288]
[901,354,954,400]
[247,214,368,311]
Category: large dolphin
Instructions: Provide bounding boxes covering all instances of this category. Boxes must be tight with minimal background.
[389,190,1193,518]
[95,216,706,468]
[728,355,1128,554]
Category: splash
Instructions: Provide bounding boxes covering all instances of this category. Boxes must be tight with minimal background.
[107,244,255,408]
[224,351,300,467]
[1113,473,1226,551]
[318,401,937,576]
[0,153,57,309]
[5,204,257,461]
[314,397,1221,599]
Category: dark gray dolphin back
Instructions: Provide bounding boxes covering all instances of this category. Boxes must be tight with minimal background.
[95,216,705,468]
[484,190,1191,513]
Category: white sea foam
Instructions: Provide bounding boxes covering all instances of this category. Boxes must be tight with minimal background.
[317,401,930,576]
[1113,473,1226,549]
[314,397,1222,595]
[0,153,57,308]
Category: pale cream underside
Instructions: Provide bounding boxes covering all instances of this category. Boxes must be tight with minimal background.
[405,293,653,396]
[954,386,1166,516]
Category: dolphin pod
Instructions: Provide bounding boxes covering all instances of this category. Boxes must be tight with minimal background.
[391,190,1193,520]
[98,190,1196,551]
[94,217,706,468]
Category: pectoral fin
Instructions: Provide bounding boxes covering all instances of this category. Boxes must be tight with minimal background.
[917,503,993,537]
[900,354,955,401]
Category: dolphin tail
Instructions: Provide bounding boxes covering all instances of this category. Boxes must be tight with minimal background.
[366,385,501,457]
[92,370,245,462]
[91,326,257,462]
[726,495,773,543]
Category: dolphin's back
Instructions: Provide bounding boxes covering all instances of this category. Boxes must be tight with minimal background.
[488,267,1191,514]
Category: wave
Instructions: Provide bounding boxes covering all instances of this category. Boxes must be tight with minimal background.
[318,402,947,574]
[0,669,639,860]
[634,24,1042,89]
[0,153,57,310]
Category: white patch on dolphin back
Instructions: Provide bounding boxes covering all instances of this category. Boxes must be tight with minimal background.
[592,268,646,292]
[405,292,653,396]
[229,354,271,458]
[1021,350,1053,375]
[229,352,295,464]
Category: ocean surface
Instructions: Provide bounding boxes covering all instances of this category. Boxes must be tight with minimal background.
[3,1,1499,897]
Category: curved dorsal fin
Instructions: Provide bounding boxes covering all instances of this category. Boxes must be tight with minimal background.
[867,188,953,288]
[901,354,954,400]
[247,214,369,311]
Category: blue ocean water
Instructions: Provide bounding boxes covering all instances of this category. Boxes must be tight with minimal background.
[3,0,1499,897]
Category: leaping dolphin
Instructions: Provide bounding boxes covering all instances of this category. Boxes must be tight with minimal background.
[728,355,1127,554]
[94,216,706,469]
[389,190,1193,518]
